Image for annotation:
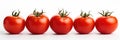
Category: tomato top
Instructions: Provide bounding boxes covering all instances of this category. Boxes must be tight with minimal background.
[97,16,118,22]
[5,16,24,20]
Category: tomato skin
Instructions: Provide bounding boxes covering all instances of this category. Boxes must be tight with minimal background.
[95,16,118,34]
[74,17,94,34]
[50,15,73,34]
[26,14,49,34]
[3,16,25,34]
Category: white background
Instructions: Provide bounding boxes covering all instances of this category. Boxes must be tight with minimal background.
[0,0,120,40]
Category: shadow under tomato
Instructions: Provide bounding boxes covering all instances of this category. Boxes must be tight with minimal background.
[96,33,112,35]
[53,33,68,35]
[4,33,22,35]
[28,33,45,35]
[75,33,90,35]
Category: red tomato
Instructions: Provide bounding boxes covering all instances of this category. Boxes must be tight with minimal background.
[26,10,49,34]
[50,10,73,34]
[74,11,94,34]
[96,11,118,34]
[3,10,25,34]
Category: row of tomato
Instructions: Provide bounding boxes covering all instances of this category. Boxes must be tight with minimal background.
[3,9,118,34]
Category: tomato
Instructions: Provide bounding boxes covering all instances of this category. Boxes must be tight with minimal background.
[74,11,94,34]
[3,10,25,34]
[96,11,118,34]
[26,10,49,34]
[50,10,73,34]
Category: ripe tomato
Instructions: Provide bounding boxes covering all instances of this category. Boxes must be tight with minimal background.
[96,11,118,34]
[74,11,94,34]
[3,10,25,34]
[50,10,73,34]
[26,10,49,34]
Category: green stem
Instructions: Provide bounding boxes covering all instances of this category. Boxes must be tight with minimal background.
[12,10,20,17]
[80,11,91,18]
[98,10,112,17]
[33,9,44,17]
[58,9,69,17]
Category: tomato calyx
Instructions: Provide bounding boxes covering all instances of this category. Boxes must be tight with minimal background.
[99,10,112,17]
[80,11,91,18]
[12,10,20,17]
[58,9,69,17]
[33,9,44,17]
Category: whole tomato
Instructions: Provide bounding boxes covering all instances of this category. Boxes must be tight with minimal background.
[74,11,94,34]
[50,10,73,34]
[26,10,49,34]
[3,10,25,34]
[96,11,118,34]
